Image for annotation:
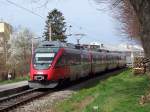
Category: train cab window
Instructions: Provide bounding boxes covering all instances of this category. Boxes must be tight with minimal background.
[33,52,55,69]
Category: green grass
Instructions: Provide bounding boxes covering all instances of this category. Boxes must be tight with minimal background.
[54,70,150,112]
[0,75,29,85]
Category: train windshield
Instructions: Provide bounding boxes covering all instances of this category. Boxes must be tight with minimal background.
[33,52,55,69]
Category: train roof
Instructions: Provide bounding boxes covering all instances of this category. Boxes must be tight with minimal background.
[37,41,125,56]
[38,41,68,48]
[38,41,86,50]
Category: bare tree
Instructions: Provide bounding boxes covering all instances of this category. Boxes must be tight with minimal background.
[128,0,150,60]
[117,0,140,39]
[9,27,34,76]
[94,0,150,70]
[112,0,150,70]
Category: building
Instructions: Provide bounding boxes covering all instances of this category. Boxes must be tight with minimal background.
[0,22,12,41]
[90,42,104,49]
[118,43,144,67]
[0,22,12,63]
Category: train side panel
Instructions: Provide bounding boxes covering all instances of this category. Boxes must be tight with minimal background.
[91,52,107,74]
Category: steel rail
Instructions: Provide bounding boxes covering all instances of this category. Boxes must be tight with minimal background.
[0,88,50,112]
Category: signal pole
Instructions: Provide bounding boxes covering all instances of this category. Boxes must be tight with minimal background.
[74,33,86,44]
[77,39,80,45]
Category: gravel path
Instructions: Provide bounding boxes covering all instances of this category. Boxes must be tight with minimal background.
[12,90,75,112]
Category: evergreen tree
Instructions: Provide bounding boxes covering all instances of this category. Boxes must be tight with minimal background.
[43,9,67,41]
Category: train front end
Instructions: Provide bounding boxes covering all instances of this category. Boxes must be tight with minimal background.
[28,41,63,88]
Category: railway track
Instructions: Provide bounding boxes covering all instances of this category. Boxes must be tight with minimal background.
[0,68,126,112]
[0,88,50,112]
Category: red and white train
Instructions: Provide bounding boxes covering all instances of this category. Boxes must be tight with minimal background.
[29,41,126,88]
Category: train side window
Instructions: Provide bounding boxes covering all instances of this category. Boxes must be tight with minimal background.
[66,53,72,66]
[82,54,88,64]
[68,53,78,65]
[55,54,66,67]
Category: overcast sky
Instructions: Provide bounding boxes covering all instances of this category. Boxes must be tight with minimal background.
[0,0,129,45]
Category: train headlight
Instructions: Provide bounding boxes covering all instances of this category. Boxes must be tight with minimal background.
[37,71,44,74]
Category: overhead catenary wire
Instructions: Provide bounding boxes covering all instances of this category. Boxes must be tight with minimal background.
[5,0,53,41]
[5,0,45,19]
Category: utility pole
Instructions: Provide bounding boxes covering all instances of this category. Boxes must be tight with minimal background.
[31,38,33,55]
[31,37,42,55]
[48,23,52,41]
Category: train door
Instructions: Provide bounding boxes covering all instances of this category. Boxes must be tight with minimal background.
[67,50,82,81]
[80,51,91,77]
